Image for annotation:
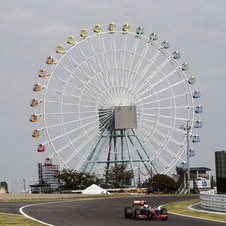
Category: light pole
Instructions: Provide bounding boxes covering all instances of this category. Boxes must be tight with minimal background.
[23,178,26,193]
[180,120,191,194]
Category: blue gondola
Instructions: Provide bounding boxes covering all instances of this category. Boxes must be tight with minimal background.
[195,105,203,113]
[194,120,203,128]
[181,161,187,170]
[192,134,200,143]
[189,149,195,157]
[193,90,201,98]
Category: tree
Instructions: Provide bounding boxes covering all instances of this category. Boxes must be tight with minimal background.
[105,164,134,188]
[151,174,177,193]
[58,169,104,190]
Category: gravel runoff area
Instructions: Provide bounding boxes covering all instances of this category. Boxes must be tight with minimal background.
[0,193,95,200]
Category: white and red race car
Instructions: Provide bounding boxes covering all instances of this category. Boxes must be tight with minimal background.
[124,200,168,220]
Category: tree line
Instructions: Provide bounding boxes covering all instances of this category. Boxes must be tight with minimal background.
[57,164,184,193]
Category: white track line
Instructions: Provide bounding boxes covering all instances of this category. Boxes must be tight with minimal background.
[19,198,112,225]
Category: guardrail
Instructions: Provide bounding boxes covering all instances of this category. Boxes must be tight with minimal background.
[200,190,226,212]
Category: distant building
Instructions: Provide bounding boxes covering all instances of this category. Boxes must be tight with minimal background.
[189,167,211,191]
[30,162,60,193]
[215,150,226,194]
[0,182,8,193]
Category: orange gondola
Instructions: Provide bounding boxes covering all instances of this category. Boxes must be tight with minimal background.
[46,56,54,64]
[30,114,38,122]
[30,98,38,107]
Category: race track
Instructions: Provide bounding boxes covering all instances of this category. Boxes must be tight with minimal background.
[17,195,225,226]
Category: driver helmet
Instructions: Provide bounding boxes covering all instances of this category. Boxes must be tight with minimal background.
[143,204,149,209]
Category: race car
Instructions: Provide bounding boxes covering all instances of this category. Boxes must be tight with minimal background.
[124,200,168,220]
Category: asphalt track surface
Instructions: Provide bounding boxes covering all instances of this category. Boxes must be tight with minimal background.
[1,195,225,226]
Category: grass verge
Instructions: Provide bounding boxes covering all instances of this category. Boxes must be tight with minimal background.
[0,214,43,225]
[162,199,226,222]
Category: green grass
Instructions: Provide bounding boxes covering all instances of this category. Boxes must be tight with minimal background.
[162,199,226,222]
[0,214,43,225]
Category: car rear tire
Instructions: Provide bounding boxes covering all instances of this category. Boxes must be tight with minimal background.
[160,208,168,221]
[124,207,132,218]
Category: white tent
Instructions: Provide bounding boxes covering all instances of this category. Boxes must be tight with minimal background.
[82,184,109,195]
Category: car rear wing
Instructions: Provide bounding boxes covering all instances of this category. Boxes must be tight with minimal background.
[133,200,144,205]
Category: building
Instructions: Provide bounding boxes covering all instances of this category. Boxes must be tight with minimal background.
[189,167,211,191]
[30,161,60,193]
[0,182,8,193]
[215,150,226,194]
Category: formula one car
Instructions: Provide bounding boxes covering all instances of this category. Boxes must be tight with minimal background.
[124,200,168,220]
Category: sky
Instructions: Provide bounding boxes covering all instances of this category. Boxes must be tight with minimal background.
[0,0,226,192]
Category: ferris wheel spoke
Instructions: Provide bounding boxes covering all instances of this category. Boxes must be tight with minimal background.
[62,53,108,97]
[139,93,187,106]
[141,112,188,121]
[140,116,183,134]
[127,46,161,95]
[86,38,114,93]
[133,65,178,99]
[133,42,151,77]
[98,34,118,97]
[136,79,186,103]
[46,87,78,99]
[44,114,98,130]
[57,61,87,86]
[52,121,98,155]
[64,129,100,166]
[44,100,78,106]
[122,37,140,98]
[56,122,97,159]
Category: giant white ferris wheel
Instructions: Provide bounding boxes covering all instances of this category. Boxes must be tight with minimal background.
[30,23,202,185]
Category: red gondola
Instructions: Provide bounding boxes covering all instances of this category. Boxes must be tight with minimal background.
[37,144,45,152]
[45,157,52,166]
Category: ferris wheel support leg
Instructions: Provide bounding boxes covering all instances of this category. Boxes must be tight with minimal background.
[131,129,159,174]
[106,134,113,174]
[88,130,111,174]
[82,129,106,172]
[127,135,153,178]
[120,129,124,163]
[114,130,117,168]
[124,129,137,187]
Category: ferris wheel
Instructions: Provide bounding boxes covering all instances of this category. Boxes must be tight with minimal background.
[30,23,202,185]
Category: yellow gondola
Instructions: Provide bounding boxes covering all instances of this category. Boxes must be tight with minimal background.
[67,35,76,44]
[108,22,116,31]
[80,29,88,37]
[46,56,54,64]
[33,83,41,92]
[56,45,65,53]
[122,23,130,32]
[30,98,38,107]
[93,24,101,33]
[30,114,38,122]
[32,129,40,138]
